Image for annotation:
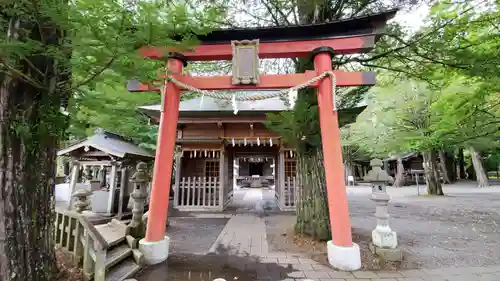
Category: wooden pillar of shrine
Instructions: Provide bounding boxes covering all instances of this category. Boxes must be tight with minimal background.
[277,148,285,209]
[219,148,226,211]
[173,152,182,209]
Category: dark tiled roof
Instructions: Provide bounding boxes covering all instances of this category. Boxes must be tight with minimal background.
[58,128,154,159]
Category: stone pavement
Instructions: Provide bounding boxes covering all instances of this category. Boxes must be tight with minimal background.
[208,214,269,256]
[170,186,500,281]
[207,208,500,281]
[258,256,500,280]
[206,213,500,280]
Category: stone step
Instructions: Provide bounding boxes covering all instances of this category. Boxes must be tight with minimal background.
[125,235,138,249]
[131,249,145,266]
[105,244,132,270]
[105,258,140,281]
[95,220,127,247]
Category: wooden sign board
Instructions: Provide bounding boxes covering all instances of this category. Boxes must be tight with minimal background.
[231,39,259,85]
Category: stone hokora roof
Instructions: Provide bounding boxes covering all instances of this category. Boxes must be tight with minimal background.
[58,128,154,159]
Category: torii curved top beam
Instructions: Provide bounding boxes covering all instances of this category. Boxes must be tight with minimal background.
[140,9,398,61]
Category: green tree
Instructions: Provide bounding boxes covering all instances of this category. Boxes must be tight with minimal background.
[431,77,500,187]
[67,81,160,143]
[260,0,421,240]
[352,79,446,195]
[0,1,222,280]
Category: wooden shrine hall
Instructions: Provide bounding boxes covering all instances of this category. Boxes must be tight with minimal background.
[138,92,367,212]
[128,9,397,271]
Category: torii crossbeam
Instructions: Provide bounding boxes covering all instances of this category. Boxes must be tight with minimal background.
[129,9,397,270]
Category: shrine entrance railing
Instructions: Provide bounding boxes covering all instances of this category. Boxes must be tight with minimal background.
[174,177,222,211]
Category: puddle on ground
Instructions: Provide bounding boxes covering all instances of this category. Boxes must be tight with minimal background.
[135,246,294,281]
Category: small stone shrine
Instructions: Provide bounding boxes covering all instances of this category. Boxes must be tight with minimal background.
[57,128,154,218]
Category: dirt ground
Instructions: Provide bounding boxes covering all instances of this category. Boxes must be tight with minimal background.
[56,249,84,281]
[264,215,417,271]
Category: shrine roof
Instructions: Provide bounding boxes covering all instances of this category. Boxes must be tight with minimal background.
[58,128,154,159]
[138,91,367,121]
[385,152,419,161]
[141,91,286,113]
[192,9,398,44]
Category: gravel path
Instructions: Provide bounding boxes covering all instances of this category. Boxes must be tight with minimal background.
[350,185,500,268]
[267,182,500,269]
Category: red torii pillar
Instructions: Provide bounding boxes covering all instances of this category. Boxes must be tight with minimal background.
[132,10,396,271]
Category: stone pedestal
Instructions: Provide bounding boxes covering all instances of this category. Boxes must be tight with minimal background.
[369,243,403,262]
[327,241,361,271]
[372,225,398,249]
[138,236,170,265]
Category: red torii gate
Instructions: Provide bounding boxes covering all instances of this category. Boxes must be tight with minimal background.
[129,9,397,271]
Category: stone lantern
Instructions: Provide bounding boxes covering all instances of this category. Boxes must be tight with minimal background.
[364,158,402,261]
[127,162,149,238]
[72,189,92,213]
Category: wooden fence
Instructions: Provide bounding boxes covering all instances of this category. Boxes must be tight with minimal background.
[175,177,222,211]
[276,177,298,211]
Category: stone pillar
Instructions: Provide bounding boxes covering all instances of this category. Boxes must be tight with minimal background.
[127,162,149,238]
[364,159,402,261]
[73,189,92,213]
[117,165,128,219]
[68,160,81,210]
[106,161,118,216]
[99,165,107,188]
[83,165,92,183]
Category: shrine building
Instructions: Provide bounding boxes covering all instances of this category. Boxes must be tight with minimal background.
[138,92,366,212]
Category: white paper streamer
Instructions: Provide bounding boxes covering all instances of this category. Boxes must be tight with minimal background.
[232,138,235,147]
[288,89,298,109]
[257,137,260,146]
[232,94,238,114]
[199,94,204,109]
[270,138,273,146]
[244,138,247,146]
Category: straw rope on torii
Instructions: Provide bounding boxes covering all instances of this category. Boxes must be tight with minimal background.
[162,70,338,114]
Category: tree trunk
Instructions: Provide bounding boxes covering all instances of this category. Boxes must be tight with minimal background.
[0,8,70,281]
[457,148,466,179]
[393,157,405,187]
[295,150,331,241]
[469,146,489,188]
[422,150,444,195]
[355,164,363,179]
[344,161,354,184]
[447,151,457,182]
[438,150,452,184]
